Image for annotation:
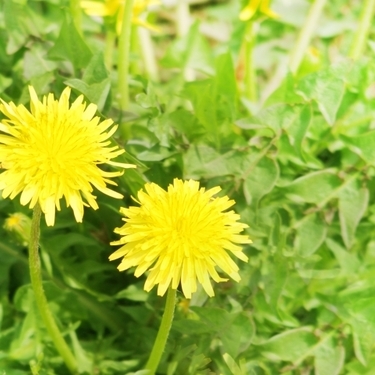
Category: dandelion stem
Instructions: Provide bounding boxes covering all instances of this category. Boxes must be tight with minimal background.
[288,0,327,74]
[28,204,78,375]
[137,26,159,82]
[348,0,375,60]
[243,21,258,102]
[104,28,116,70]
[118,0,135,110]
[145,287,177,374]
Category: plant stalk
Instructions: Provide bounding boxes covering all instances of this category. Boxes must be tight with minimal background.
[348,0,375,60]
[28,204,78,374]
[145,287,177,374]
[288,0,327,74]
[118,0,135,110]
[243,21,258,102]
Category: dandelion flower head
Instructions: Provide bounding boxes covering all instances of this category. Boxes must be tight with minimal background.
[0,86,135,226]
[81,0,160,34]
[110,178,251,299]
[240,0,278,21]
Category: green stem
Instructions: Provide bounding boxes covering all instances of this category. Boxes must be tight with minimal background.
[348,0,375,60]
[118,0,135,111]
[176,0,194,81]
[104,28,116,70]
[145,287,177,374]
[137,26,159,82]
[243,21,257,102]
[28,205,78,375]
[288,0,327,74]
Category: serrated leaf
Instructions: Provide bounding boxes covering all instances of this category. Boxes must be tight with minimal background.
[326,238,360,275]
[261,327,317,362]
[350,319,375,366]
[191,307,254,358]
[4,0,40,54]
[342,131,375,165]
[338,178,368,248]
[314,336,345,375]
[64,78,111,111]
[243,156,279,206]
[297,65,346,125]
[48,13,92,70]
[284,169,341,205]
[294,213,327,257]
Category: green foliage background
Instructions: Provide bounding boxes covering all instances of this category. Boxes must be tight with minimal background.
[0,0,375,374]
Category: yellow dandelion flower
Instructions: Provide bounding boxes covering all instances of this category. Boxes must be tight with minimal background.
[110,178,251,299]
[0,86,136,226]
[240,0,278,21]
[81,0,159,34]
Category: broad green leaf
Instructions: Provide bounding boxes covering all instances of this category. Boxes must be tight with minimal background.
[297,64,347,124]
[314,336,345,375]
[326,239,360,275]
[242,156,279,206]
[262,248,289,315]
[48,13,92,70]
[284,169,341,205]
[4,0,41,54]
[297,269,341,279]
[338,178,368,248]
[184,145,232,178]
[222,353,242,375]
[82,52,109,84]
[215,52,237,123]
[191,307,254,358]
[115,285,148,302]
[65,78,111,111]
[166,109,206,141]
[351,319,375,366]
[294,213,327,257]
[265,73,303,105]
[342,131,375,165]
[261,327,317,362]
[182,79,218,139]
[23,46,56,80]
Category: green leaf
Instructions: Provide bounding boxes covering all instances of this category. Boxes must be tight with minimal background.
[191,307,254,358]
[215,52,237,123]
[166,109,206,141]
[265,73,303,105]
[338,178,368,248]
[342,131,375,165]
[82,52,109,84]
[351,319,375,366]
[184,145,232,178]
[115,285,148,302]
[65,78,111,112]
[261,327,317,362]
[284,169,342,205]
[314,335,345,375]
[326,238,360,275]
[262,248,289,314]
[294,213,327,257]
[297,64,347,124]
[242,156,279,206]
[48,12,92,70]
[4,0,41,54]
